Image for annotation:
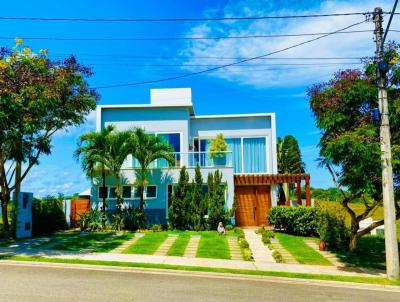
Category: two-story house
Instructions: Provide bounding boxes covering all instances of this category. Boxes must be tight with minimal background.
[92,88,311,226]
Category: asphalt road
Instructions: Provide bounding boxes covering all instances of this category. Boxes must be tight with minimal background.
[0,263,399,302]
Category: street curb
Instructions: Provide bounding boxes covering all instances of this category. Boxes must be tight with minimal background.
[1,259,399,292]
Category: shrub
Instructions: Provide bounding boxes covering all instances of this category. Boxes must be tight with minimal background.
[317,209,349,251]
[242,248,253,261]
[32,197,67,235]
[234,227,245,239]
[267,206,318,236]
[272,250,284,263]
[261,233,271,245]
[122,206,146,231]
[79,208,102,232]
[151,224,162,232]
[238,238,249,249]
[225,224,234,231]
[111,213,124,231]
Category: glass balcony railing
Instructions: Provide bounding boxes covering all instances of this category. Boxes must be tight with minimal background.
[143,151,233,169]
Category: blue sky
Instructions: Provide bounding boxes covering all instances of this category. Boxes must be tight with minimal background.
[1,0,399,196]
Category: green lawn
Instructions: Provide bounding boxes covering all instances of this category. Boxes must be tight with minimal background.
[335,235,400,270]
[123,232,168,254]
[196,231,230,260]
[51,232,133,252]
[167,232,191,256]
[275,233,332,266]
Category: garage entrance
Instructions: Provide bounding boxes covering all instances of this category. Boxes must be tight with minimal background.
[234,185,271,226]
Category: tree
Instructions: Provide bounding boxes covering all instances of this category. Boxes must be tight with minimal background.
[207,170,228,230]
[103,130,133,215]
[277,135,305,201]
[0,39,97,237]
[168,166,191,230]
[308,62,400,251]
[75,125,114,229]
[130,128,174,212]
[191,165,207,231]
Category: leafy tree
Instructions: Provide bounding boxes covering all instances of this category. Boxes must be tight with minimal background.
[130,128,174,212]
[277,135,305,201]
[0,39,97,237]
[308,44,400,251]
[191,165,207,231]
[168,166,191,230]
[207,170,228,230]
[75,125,114,229]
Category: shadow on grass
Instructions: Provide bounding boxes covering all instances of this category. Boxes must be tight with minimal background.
[335,236,400,270]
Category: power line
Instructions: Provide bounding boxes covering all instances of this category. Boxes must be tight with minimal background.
[0,12,371,23]
[87,62,362,67]
[383,1,399,46]
[0,30,379,42]
[94,19,367,89]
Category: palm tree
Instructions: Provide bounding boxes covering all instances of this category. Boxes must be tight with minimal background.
[131,128,175,211]
[102,130,133,213]
[75,125,114,228]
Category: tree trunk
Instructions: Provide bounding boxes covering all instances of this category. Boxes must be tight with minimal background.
[1,191,11,238]
[283,183,290,202]
[116,175,122,213]
[349,234,359,252]
[101,167,107,229]
[140,186,145,211]
[13,161,22,202]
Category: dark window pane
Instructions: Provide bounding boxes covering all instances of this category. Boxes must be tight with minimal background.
[146,186,157,198]
[98,187,108,198]
[133,187,141,199]
[109,187,117,198]
[122,186,132,198]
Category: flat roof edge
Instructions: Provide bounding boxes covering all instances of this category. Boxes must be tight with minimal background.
[191,113,275,119]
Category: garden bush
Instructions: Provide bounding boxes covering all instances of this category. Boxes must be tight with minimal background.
[238,238,249,249]
[272,250,284,263]
[317,209,349,251]
[267,206,318,236]
[122,206,146,231]
[32,197,67,235]
[151,224,162,232]
[242,248,253,261]
[79,208,102,232]
[234,227,245,239]
[261,233,271,245]
[225,224,234,231]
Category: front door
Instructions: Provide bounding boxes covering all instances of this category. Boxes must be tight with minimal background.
[235,186,271,226]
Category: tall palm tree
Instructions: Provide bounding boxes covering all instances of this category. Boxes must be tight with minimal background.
[131,128,174,211]
[102,130,133,213]
[75,125,114,228]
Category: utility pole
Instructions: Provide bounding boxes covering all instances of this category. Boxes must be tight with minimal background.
[373,7,399,280]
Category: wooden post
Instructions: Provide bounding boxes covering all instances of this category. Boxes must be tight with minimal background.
[296,179,302,205]
[305,176,311,206]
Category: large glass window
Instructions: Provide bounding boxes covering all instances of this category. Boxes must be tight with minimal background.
[146,185,157,199]
[225,138,242,173]
[98,187,108,199]
[109,187,117,198]
[158,133,181,167]
[122,186,132,198]
[243,137,267,173]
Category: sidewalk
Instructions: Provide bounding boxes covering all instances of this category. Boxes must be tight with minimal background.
[0,246,384,278]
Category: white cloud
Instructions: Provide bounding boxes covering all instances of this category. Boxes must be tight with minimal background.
[180,0,400,88]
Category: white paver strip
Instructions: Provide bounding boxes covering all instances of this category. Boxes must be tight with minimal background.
[243,229,275,263]
[183,235,200,258]
[111,233,144,254]
[227,236,243,261]
[154,234,178,256]
[270,238,298,264]
[304,240,343,267]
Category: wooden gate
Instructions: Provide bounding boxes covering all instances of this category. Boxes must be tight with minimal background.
[235,186,271,226]
[70,198,90,227]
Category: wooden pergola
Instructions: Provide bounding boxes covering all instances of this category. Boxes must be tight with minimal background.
[234,173,311,206]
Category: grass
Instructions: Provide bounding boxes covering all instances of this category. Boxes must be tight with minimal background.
[167,232,191,256]
[197,231,230,260]
[275,233,332,266]
[123,232,168,254]
[50,232,134,253]
[1,255,398,286]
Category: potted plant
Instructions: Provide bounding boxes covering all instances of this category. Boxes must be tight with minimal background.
[208,134,228,166]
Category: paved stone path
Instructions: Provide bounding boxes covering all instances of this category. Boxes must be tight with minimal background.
[243,229,274,263]
[154,234,178,256]
[183,235,200,257]
[227,236,243,260]
[270,238,298,264]
[111,233,144,254]
[303,240,343,267]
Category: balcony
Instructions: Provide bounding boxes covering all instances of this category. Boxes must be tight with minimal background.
[132,151,233,169]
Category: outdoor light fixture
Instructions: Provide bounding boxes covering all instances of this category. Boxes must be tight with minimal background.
[372,107,381,123]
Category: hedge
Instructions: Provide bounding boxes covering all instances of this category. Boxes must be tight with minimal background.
[32,197,67,235]
[267,206,318,236]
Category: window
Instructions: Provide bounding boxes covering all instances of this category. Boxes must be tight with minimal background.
[98,187,108,199]
[22,193,29,209]
[122,186,132,198]
[146,185,157,199]
[109,187,117,198]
